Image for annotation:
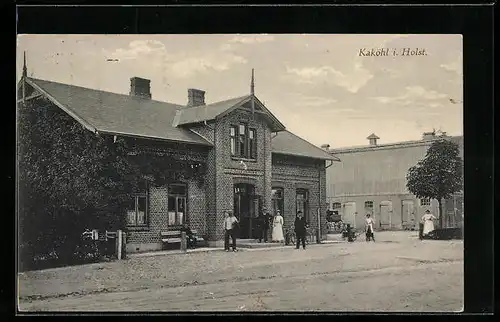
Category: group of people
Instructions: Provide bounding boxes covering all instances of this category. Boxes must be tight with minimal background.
[223,208,311,251]
[222,208,438,251]
[362,209,437,242]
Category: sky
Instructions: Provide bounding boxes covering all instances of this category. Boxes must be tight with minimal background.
[16,34,463,148]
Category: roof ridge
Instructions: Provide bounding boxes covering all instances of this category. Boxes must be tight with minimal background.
[28,77,186,107]
[330,135,463,151]
[190,94,250,109]
[29,77,254,110]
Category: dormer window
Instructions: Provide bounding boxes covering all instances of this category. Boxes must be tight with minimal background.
[230,123,257,159]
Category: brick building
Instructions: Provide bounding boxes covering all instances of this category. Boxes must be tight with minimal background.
[324,132,463,231]
[18,66,338,253]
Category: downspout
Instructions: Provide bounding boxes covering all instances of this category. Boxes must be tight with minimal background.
[263,127,267,217]
[213,119,217,243]
[317,160,322,243]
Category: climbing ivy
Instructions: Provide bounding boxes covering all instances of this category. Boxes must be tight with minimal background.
[17,96,206,269]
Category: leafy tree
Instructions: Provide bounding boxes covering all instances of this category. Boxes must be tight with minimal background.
[17,96,141,267]
[18,93,207,269]
[406,138,463,228]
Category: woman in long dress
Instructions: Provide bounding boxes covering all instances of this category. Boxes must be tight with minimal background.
[421,210,437,237]
[272,210,285,244]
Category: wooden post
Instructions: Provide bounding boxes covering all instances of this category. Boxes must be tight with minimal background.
[122,232,127,259]
[116,230,123,260]
[180,232,187,253]
[316,208,321,243]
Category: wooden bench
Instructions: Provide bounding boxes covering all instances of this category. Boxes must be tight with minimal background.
[161,231,183,245]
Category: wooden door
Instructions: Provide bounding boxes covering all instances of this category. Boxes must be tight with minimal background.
[402,200,415,229]
[380,204,391,230]
[343,202,356,229]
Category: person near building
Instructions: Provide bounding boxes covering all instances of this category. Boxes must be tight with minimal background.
[271,210,285,244]
[257,208,270,243]
[365,213,375,242]
[180,224,196,249]
[294,211,308,249]
[421,209,437,238]
[224,211,239,252]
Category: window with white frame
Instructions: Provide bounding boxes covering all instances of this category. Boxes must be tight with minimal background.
[296,189,310,222]
[230,126,237,156]
[420,198,431,206]
[271,187,284,215]
[231,123,257,159]
[167,184,187,226]
[127,192,148,227]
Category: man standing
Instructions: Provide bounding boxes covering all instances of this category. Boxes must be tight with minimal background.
[365,213,375,242]
[224,211,239,252]
[256,208,264,243]
[258,208,270,243]
[294,211,308,250]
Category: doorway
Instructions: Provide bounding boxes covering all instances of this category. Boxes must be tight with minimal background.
[380,201,392,230]
[401,200,416,230]
[343,202,356,229]
[234,183,259,239]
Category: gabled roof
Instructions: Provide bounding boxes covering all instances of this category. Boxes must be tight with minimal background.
[23,77,336,161]
[175,94,286,132]
[271,131,340,161]
[175,95,250,126]
[26,78,212,146]
[367,133,380,139]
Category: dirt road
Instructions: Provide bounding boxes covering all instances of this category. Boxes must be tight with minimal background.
[18,232,463,312]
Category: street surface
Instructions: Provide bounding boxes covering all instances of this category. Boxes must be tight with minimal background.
[18,231,463,312]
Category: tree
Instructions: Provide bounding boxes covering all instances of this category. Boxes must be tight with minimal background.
[18,93,207,269]
[406,138,463,228]
[17,96,141,267]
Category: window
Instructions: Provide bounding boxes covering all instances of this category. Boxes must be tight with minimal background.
[332,202,341,210]
[230,123,257,159]
[249,129,257,159]
[127,193,148,226]
[364,201,374,209]
[239,124,246,158]
[271,187,284,215]
[296,189,310,221]
[167,184,187,226]
[420,198,430,206]
[230,126,237,155]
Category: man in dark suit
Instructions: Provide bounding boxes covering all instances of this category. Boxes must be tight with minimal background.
[257,208,270,243]
[294,211,308,250]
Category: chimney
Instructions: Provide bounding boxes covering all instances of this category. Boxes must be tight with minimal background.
[367,133,380,146]
[422,131,436,140]
[320,144,330,151]
[187,88,206,107]
[129,77,151,99]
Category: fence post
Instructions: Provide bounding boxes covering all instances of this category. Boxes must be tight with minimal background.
[180,232,187,253]
[316,208,321,243]
[122,231,127,259]
[116,230,122,260]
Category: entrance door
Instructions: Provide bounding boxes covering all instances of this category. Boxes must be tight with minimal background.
[380,201,392,230]
[233,183,256,239]
[343,202,356,229]
[401,200,415,230]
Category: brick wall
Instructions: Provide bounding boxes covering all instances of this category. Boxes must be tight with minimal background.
[127,107,329,247]
[211,109,271,241]
[271,154,327,238]
[125,139,210,251]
